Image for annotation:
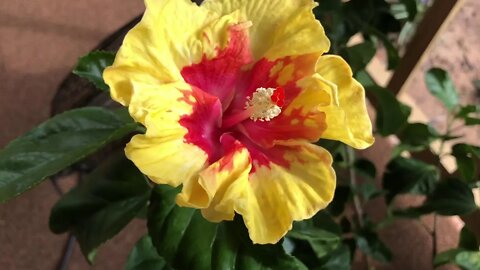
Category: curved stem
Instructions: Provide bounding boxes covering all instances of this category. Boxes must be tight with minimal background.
[432,112,455,259]
[346,146,364,228]
[345,146,372,270]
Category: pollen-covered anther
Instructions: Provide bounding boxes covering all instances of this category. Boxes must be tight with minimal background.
[245,87,285,122]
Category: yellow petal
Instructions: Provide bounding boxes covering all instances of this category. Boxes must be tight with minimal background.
[124,84,225,188]
[316,55,375,149]
[202,0,330,60]
[239,142,335,244]
[126,81,193,125]
[103,0,216,104]
[104,0,248,107]
[176,136,252,220]
[125,134,207,187]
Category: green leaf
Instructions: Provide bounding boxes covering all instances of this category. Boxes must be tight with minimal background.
[314,0,347,54]
[288,228,340,259]
[147,186,307,270]
[315,244,351,270]
[425,68,459,111]
[383,157,439,204]
[356,228,392,263]
[356,182,383,201]
[459,226,479,251]
[354,159,377,179]
[393,123,439,156]
[456,105,480,119]
[327,186,351,216]
[434,248,462,267]
[397,179,478,217]
[49,156,150,263]
[315,0,342,11]
[397,123,439,147]
[366,86,411,136]
[316,139,342,155]
[465,117,480,126]
[435,249,480,270]
[367,27,400,70]
[455,251,480,270]
[391,144,427,158]
[289,212,342,259]
[452,144,480,183]
[400,0,417,21]
[125,235,169,270]
[0,107,138,203]
[73,51,115,91]
[390,3,409,20]
[340,41,376,74]
[355,70,376,88]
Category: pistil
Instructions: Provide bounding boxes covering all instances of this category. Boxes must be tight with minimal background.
[221,87,285,129]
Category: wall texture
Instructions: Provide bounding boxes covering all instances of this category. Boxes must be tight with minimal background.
[0,1,144,269]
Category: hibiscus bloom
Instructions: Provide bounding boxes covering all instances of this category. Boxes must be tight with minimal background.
[104,0,374,244]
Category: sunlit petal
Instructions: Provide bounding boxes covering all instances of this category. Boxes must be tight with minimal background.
[317,55,375,149]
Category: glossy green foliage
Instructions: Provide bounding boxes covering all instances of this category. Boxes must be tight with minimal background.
[0,107,138,203]
[340,41,376,74]
[396,123,439,150]
[366,86,411,136]
[353,159,382,201]
[314,0,402,69]
[425,68,459,111]
[459,226,480,251]
[147,186,307,270]
[383,157,439,204]
[125,235,169,270]
[400,0,418,21]
[456,105,480,126]
[425,179,478,215]
[437,250,480,270]
[398,122,440,146]
[354,159,377,180]
[356,227,392,263]
[454,251,480,270]
[396,179,478,217]
[73,50,115,91]
[315,244,351,270]
[289,212,342,259]
[49,156,150,263]
[452,144,480,183]
[327,186,351,217]
[435,226,480,270]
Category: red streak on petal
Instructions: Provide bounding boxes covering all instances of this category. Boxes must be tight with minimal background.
[217,134,249,171]
[241,106,326,148]
[181,23,252,108]
[271,87,285,107]
[233,132,290,174]
[178,88,223,163]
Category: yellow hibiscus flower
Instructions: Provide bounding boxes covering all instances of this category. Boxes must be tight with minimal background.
[104,0,374,244]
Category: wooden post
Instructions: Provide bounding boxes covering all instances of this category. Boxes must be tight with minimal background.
[387,0,464,95]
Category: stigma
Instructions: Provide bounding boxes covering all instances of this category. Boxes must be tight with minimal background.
[245,87,285,121]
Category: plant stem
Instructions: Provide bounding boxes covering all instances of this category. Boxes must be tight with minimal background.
[346,146,373,270]
[432,112,455,260]
[432,214,437,260]
[346,146,364,227]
